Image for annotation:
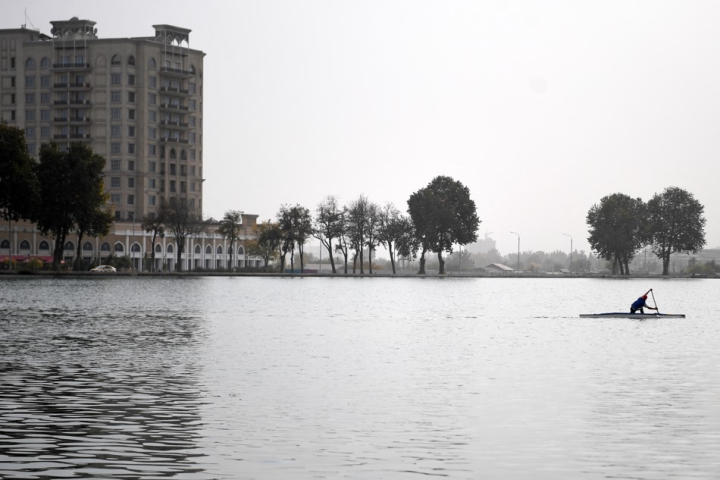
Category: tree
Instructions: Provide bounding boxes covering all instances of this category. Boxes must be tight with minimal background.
[407,176,480,274]
[377,203,414,274]
[218,210,243,271]
[346,195,369,274]
[365,201,381,274]
[251,220,282,269]
[142,211,166,272]
[314,195,344,274]
[645,187,706,275]
[0,123,36,222]
[161,199,207,272]
[586,193,646,275]
[35,143,109,270]
[334,207,351,274]
[1,123,38,260]
[292,205,313,273]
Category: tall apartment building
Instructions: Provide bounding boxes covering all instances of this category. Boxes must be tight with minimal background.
[0,17,205,221]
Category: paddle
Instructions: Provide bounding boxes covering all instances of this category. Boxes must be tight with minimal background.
[650,289,660,314]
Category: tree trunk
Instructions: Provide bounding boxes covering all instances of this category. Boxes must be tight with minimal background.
[368,246,373,274]
[352,251,357,274]
[418,247,426,274]
[325,240,337,273]
[176,242,184,272]
[662,254,670,275]
[75,232,84,271]
[299,245,304,273]
[437,251,445,275]
[52,230,67,271]
[290,249,295,273]
[389,244,396,274]
[359,248,364,274]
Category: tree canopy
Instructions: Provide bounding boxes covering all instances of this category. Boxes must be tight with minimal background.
[0,123,37,222]
[407,176,480,274]
[645,186,706,275]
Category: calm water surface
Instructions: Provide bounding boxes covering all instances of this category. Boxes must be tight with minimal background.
[1,277,719,479]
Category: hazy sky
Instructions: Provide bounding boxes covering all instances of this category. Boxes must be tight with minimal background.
[8,1,720,255]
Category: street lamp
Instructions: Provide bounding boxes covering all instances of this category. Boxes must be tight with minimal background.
[510,231,520,272]
[563,233,572,272]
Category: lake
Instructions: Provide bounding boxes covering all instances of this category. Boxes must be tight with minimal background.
[1,276,719,479]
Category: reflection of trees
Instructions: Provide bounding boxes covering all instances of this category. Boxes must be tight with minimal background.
[0,313,210,479]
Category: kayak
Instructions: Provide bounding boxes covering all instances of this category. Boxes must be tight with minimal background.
[579,312,685,319]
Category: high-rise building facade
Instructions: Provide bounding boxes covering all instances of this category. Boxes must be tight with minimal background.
[0,17,205,221]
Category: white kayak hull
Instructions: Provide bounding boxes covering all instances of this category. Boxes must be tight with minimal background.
[579,312,685,319]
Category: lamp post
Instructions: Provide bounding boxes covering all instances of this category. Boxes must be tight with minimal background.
[510,231,520,272]
[563,233,572,272]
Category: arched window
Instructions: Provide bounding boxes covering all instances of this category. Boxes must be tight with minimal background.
[148,57,156,69]
[100,242,111,252]
[227,247,233,255]
[190,65,196,74]
[167,244,174,253]
[83,242,93,251]
[25,58,36,69]
[64,241,74,251]
[131,243,141,253]
[216,245,223,255]
[40,57,51,69]
[180,150,187,160]
[19,240,31,250]
[0,239,9,249]
[155,244,162,253]
[238,246,245,255]
[194,245,201,254]
[114,242,124,252]
[39,240,50,250]
[170,148,177,160]
[111,54,121,65]
[205,245,212,255]
[128,55,136,66]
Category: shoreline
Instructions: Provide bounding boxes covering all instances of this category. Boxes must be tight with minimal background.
[1,271,717,279]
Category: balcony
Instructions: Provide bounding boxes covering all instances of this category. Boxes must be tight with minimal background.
[69,99,91,105]
[161,119,189,128]
[160,66,194,77]
[160,86,190,96]
[53,82,91,89]
[159,102,189,111]
[69,134,91,139]
[160,137,189,144]
[54,134,68,139]
[51,62,92,71]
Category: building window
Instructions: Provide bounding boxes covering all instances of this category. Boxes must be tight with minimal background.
[25,126,36,137]
[189,83,196,94]
[111,194,121,204]
[170,181,176,193]
[149,57,156,69]
[128,92,135,103]
[111,108,121,120]
[111,159,121,170]
[26,110,36,121]
[128,74,135,86]
[189,133,196,144]
[149,144,156,156]
[40,110,50,121]
[40,57,50,69]
[149,195,156,206]
[128,160,135,171]
[127,195,134,205]
[111,177,120,188]
[40,75,50,87]
[148,127,156,139]
[114,211,121,220]
[111,54,121,65]
[190,149,196,160]
[128,126,135,137]
[25,76,35,88]
[128,109,135,120]
[189,99,196,111]
[111,125,121,137]
[149,76,156,88]
[191,181,195,192]
[111,73,121,85]
[170,164,177,175]
[111,91,121,103]
[128,55,135,66]
[28,144,36,156]
[148,93,156,105]
[190,166,196,176]
[149,161,156,173]
[111,143,121,154]
[149,110,156,122]
[25,93,35,104]
[189,116,196,127]
[150,178,156,189]
[128,143,135,154]
[128,177,135,188]
[40,126,50,137]
[25,58,36,69]
[40,93,50,104]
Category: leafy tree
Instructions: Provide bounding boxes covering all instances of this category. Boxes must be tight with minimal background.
[407,176,480,274]
[334,207,351,274]
[346,195,370,274]
[250,220,282,269]
[645,187,706,275]
[218,210,243,270]
[586,193,645,275]
[35,143,109,270]
[314,195,344,274]
[161,199,207,272]
[292,205,313,273]
[277,205,295,272]
[142,211,166,272]
[377,203,414,274]
[1,123,38,257]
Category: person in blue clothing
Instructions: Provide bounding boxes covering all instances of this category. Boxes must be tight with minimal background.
[630,289,658,314]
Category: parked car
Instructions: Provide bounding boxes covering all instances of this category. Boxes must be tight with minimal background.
[90,265,117,273]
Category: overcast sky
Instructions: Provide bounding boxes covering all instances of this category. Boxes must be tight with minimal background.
[8,1,720,255]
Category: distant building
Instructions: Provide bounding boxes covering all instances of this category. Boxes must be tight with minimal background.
[466,233,497,254]
[485,263,513,273]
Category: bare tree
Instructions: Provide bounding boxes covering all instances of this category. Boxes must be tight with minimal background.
[314,195,344,274]
[346,195,369,274]
[161,199,207,272]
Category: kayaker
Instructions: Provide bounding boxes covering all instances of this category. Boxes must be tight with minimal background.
[630,289,658,314]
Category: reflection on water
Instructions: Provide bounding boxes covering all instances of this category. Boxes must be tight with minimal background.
[1,277,720,479]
